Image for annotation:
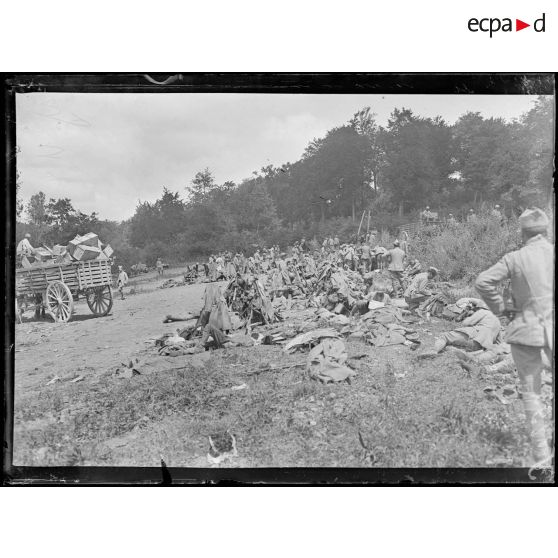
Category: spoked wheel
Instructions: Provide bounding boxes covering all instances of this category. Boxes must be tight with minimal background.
[44,281,74,323]
[86,285,113,317]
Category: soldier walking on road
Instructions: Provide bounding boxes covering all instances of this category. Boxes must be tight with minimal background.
[476,207,554,466]
[117,265,129,300]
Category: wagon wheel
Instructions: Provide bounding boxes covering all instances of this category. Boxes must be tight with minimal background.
[86,285,113,317]
[44,280,74,323]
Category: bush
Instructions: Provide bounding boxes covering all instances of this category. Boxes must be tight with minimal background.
[411,212,522,281]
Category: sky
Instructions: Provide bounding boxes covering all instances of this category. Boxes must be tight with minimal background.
[16,93,546,222]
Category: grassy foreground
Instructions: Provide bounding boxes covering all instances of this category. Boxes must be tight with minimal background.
[14,316,547,469]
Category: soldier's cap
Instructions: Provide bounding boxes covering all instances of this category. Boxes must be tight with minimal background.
[25,232,31,238]
[469,208,474,212]
[428,266,439,276]
[393,239,400,246]
[519,207,549,233]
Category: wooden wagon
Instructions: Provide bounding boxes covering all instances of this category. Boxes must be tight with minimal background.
[15,259,114,323]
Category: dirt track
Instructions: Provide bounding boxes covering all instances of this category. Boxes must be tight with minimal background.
[14,280,215,392]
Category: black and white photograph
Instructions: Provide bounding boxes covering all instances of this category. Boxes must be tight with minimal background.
[4,74,555,482]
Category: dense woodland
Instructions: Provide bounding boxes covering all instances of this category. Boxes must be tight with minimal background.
[16,96,554,269]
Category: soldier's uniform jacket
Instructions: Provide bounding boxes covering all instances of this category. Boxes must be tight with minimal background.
[404,271,430,298]
[455,308,501,350]
[475,234,553,348]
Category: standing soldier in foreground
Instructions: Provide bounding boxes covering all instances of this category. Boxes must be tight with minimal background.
[475,207,553,465]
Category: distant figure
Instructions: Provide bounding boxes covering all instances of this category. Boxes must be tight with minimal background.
[467,208,477,223]
[343,244,356,271]
[117,265,129,300]
[421,206,434,224]
[387,240,407,296]
[399,231,409,254]
[403,257,421,279]
[360,242,372,273]
[491,204,504,224]
[17,233,35,262]
[373,246,388,270]
[447,213,457,225]
[156,258,164,276]
[404,267,438,313]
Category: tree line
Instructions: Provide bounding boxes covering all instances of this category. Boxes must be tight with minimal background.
[16,96,553,268]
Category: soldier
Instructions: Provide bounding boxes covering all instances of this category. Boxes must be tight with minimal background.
[421,206,432,224]
[387,240,406,296]
[360,241,372,273]
[491,204,505,225]
[17,232,35,258]
[399,230,409,254]
[467,208,477,222]
[117,265,129,300]
[404,266,438,313]
[476,207,553,465]
[431,301,501,354]
[156,257,164,276]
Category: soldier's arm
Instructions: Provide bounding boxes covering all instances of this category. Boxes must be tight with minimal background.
[475,257,510,316]
[462,310,483,327]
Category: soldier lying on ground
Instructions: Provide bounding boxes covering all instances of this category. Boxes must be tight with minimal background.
[419,300,501,357]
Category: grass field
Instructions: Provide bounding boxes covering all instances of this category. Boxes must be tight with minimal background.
[14,277,551,470]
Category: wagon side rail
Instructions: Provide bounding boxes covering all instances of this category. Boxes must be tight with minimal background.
[16,259,113,296]
[77,259,113,290]
[16,262,80,296]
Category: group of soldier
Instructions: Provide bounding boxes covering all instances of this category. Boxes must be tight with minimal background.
[16,204,554,466]
[187,207,554,466]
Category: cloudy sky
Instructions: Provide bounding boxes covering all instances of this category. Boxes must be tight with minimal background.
[17,92,543,222]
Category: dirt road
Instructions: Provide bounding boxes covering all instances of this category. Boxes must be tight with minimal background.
[14,280,217,393]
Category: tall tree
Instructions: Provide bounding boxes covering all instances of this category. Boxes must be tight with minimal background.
[287,125,372,222]
[381,109,452,215]
[46,197,75,228]
[518,96,554,207]
[27,191,48,226]
[350,107,385,193]
[452,112,511,203]
[188,167,217,202]
[129,188,186,248]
